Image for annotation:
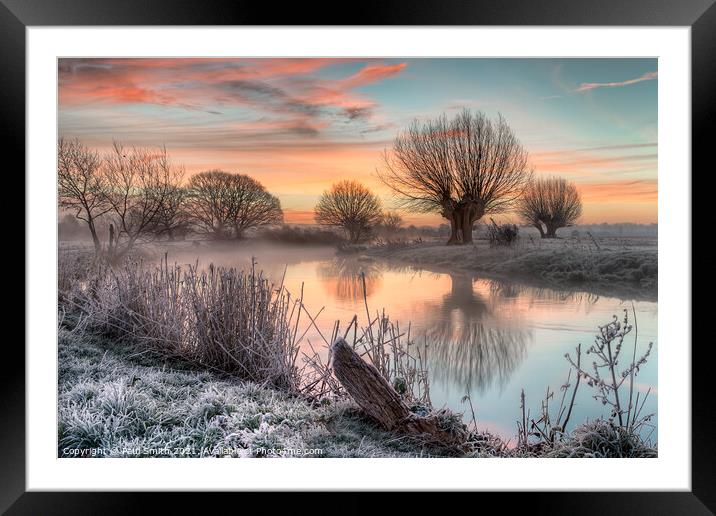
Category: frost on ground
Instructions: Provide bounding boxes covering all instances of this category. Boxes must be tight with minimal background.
[361,237,657,301]
[58,327,442,458]
[546,419,657,458]
[58,325,656,459]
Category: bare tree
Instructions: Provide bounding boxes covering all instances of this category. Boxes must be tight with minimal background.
[186,170,283,239]
[57,138,111,254]
[381,211,404,232]
[314,180,383,242]
[379,109,532,245]
[102,143,183,257]
[185,170,234,239]
[518,177,582,238]
[229,175,284,238]
[152,185,191,241]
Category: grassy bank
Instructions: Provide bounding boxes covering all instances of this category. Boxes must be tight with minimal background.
[59,325,656,458]
[58,249,657,458]
[58,326,444,458]
[359,238,657,301]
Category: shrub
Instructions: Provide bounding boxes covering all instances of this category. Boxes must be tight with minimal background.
[485,219,520,246]
[547,419,657,458]
[258,225,345,246]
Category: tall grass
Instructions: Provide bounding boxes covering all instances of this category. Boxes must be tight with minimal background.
[69,254,301,391]
[58,249,96,298]
[61,250,430,402]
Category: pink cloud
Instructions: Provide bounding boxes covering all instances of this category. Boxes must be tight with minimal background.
[339,62,408,89]
[573,71,658,93]
[58,58,406,117]
[58,58,408,145]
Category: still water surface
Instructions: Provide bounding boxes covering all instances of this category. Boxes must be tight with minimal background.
[166,243,658,442]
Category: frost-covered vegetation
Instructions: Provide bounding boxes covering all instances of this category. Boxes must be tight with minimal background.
[58,321,655,458]
[58,248,657,458]
[490,247,657,293]
[362,236,657,300]
[58,325,435,458]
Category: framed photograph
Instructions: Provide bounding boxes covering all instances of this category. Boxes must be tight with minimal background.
[8,0,711,512]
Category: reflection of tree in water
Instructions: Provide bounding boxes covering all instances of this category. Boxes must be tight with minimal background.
[317,257,383,303]
[487,279,600,313]
[440,273,492,319]
[428,321,531,393]
[424,273,532,393]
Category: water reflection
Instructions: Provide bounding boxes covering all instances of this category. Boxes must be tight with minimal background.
[156,244,656,439]
[316,257,383,302]
[488,278,602,309]
[315,263,535,393]
[440,273,492,319]
[428,322,530,394]
[422,274,532,393]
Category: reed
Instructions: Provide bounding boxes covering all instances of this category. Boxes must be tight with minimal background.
[69,253,302,391]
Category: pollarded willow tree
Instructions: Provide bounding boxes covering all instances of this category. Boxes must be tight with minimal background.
[518,177,582,238]
[186,170,283,239]
[379,109,533,245]
[314,180,383,243]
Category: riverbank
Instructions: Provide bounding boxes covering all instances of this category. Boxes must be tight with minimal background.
[57,241,658,458]
[58,326,448,458]
[58,324,656,458]
[355,237,657,301]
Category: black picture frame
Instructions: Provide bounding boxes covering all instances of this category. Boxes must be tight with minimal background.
[6,0,711,513]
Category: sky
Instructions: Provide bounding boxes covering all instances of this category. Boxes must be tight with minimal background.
[58,58,658,225]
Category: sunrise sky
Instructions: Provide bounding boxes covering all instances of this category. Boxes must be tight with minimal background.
[58,58,658,225]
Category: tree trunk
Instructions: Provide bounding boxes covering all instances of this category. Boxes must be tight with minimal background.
[107,223,115,259]
[347,225,363,243]
[331,337,470,451]
[87,218,101,256]
[446,211,463,245]
[442,201,462,245]
[460,207,474,244]
[460,202,484,244]
[444,201,484,245]
[213,224,228,240]
[534,223,546,239]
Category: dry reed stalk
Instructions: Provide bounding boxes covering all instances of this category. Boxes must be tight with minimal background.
[68,255,302,391]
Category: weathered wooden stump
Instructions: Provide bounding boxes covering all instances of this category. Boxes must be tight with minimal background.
[331,337,469,450]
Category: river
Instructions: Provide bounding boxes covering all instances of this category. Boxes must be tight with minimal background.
[163,241,658,442]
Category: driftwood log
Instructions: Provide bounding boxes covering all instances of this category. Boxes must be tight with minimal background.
[331,337,469,450]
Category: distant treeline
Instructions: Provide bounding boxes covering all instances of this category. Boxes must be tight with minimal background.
[58,212,452,243]
[563,223,657,237]
[60,214,655,243]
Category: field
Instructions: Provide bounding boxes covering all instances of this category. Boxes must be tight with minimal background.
[359,234,657,301]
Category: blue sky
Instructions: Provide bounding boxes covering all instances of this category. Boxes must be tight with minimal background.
[59,57,658,223]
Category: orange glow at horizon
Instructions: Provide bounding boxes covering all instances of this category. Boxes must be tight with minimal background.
[58,58,658,225]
